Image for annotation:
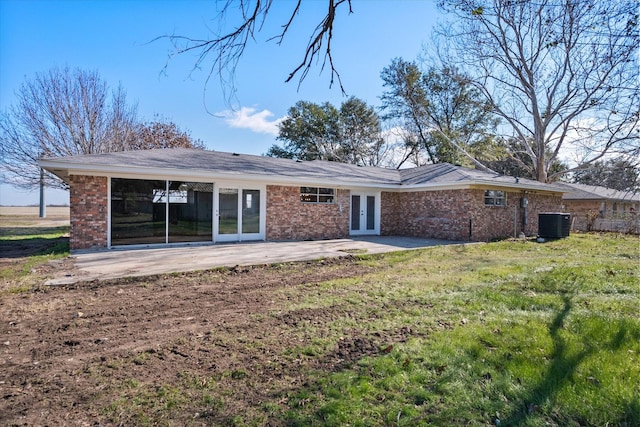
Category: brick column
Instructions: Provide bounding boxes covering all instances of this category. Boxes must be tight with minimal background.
[69,175,108,250]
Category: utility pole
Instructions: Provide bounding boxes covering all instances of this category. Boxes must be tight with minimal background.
[39,167,46,218]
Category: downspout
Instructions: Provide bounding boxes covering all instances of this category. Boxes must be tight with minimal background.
[522,192,529,235]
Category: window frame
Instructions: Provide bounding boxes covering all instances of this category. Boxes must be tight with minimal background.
[484,190,507,207]
[300,186,336,204]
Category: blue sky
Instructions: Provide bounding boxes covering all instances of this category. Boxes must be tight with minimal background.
[0,0,442,205]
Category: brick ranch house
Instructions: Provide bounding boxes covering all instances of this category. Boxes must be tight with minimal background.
[39,148,566,251]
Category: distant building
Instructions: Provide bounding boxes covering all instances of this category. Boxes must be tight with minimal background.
[559,182,639,233]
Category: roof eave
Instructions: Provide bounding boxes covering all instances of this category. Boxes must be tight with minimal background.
[37,160,399,189]
[401,179,565,194]
[37,159,566,194]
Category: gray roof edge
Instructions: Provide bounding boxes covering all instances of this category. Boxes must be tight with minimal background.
[556,182,640,201]
[38,149,564,193]
[38,158,399,188]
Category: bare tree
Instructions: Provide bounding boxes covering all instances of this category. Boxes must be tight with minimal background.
[160,0,353,102]
[0,67,138,190]
[130,117,206,150]
[437,0,639,182]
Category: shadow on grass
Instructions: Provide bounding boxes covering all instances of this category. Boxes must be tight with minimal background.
[502,294,638,426]
[0,235,69,258]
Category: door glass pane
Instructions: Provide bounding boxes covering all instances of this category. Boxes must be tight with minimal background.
[168,181,213,243]
[366,196,375,230]
[111,178,166,245]
[351,195,360,230]
[218,188,238,234]
[242,189,260,234]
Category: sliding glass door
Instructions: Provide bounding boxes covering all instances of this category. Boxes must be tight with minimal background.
[110,179,263,246]
[110,178,213,246]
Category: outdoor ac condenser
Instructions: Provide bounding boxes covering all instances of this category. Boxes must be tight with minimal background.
[538,213,571,238]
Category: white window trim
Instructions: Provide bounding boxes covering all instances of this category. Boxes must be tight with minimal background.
[484,190,506,206]
[300,187,336,204]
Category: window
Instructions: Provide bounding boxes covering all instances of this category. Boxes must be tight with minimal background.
[300,187,335,204]
[111,178,213,245]
[484,190,506,206]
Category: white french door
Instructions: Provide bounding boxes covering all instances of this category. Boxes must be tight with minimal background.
[350,192,379,235]
[214,184,265,242]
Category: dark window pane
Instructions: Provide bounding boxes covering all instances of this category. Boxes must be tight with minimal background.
[300,194,318,203]
[111,178,167,245]
[351,195,360,230]
[484,190,505,206]
[218,188,238,234]
[242,189,260,234]
[366,196,375,230]
[301,187,335,204]
[168,181,213,243]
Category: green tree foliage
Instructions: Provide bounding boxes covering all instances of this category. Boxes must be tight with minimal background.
[267,97,386,166]
[572,158,639,192]
[380,59,500,168]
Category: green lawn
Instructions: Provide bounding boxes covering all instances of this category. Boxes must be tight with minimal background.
[276,234,639,426]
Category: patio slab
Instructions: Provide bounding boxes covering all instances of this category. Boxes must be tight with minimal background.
[47,236,464,285]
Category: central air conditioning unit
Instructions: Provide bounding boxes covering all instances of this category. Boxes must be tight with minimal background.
[538,213,571,238]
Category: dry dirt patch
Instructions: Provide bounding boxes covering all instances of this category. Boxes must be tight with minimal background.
[1,213,398,425]
[0,259,381,425]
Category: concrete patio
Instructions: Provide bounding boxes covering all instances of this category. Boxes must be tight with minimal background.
[47,236,463,285]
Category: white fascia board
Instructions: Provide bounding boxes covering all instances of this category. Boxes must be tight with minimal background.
[394,183,472,192]
[398,179,566,194]
[465,178,567,193]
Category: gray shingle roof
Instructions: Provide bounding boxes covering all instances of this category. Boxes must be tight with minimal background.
[40,148,565,192]
[557,182,640,201]
[397,163,546,187]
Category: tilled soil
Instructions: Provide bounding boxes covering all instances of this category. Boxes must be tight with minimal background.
[1,255,403,426]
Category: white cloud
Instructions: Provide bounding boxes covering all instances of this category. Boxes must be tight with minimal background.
[218,107,285,136]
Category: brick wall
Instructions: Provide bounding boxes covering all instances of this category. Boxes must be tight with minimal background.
[381,190,474,241]
[266,185,350,240]
[69,175,108,250]
[563,199,639,232]
[562,200,601,231]
[381,188,562,241]
[66,178,564,248]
